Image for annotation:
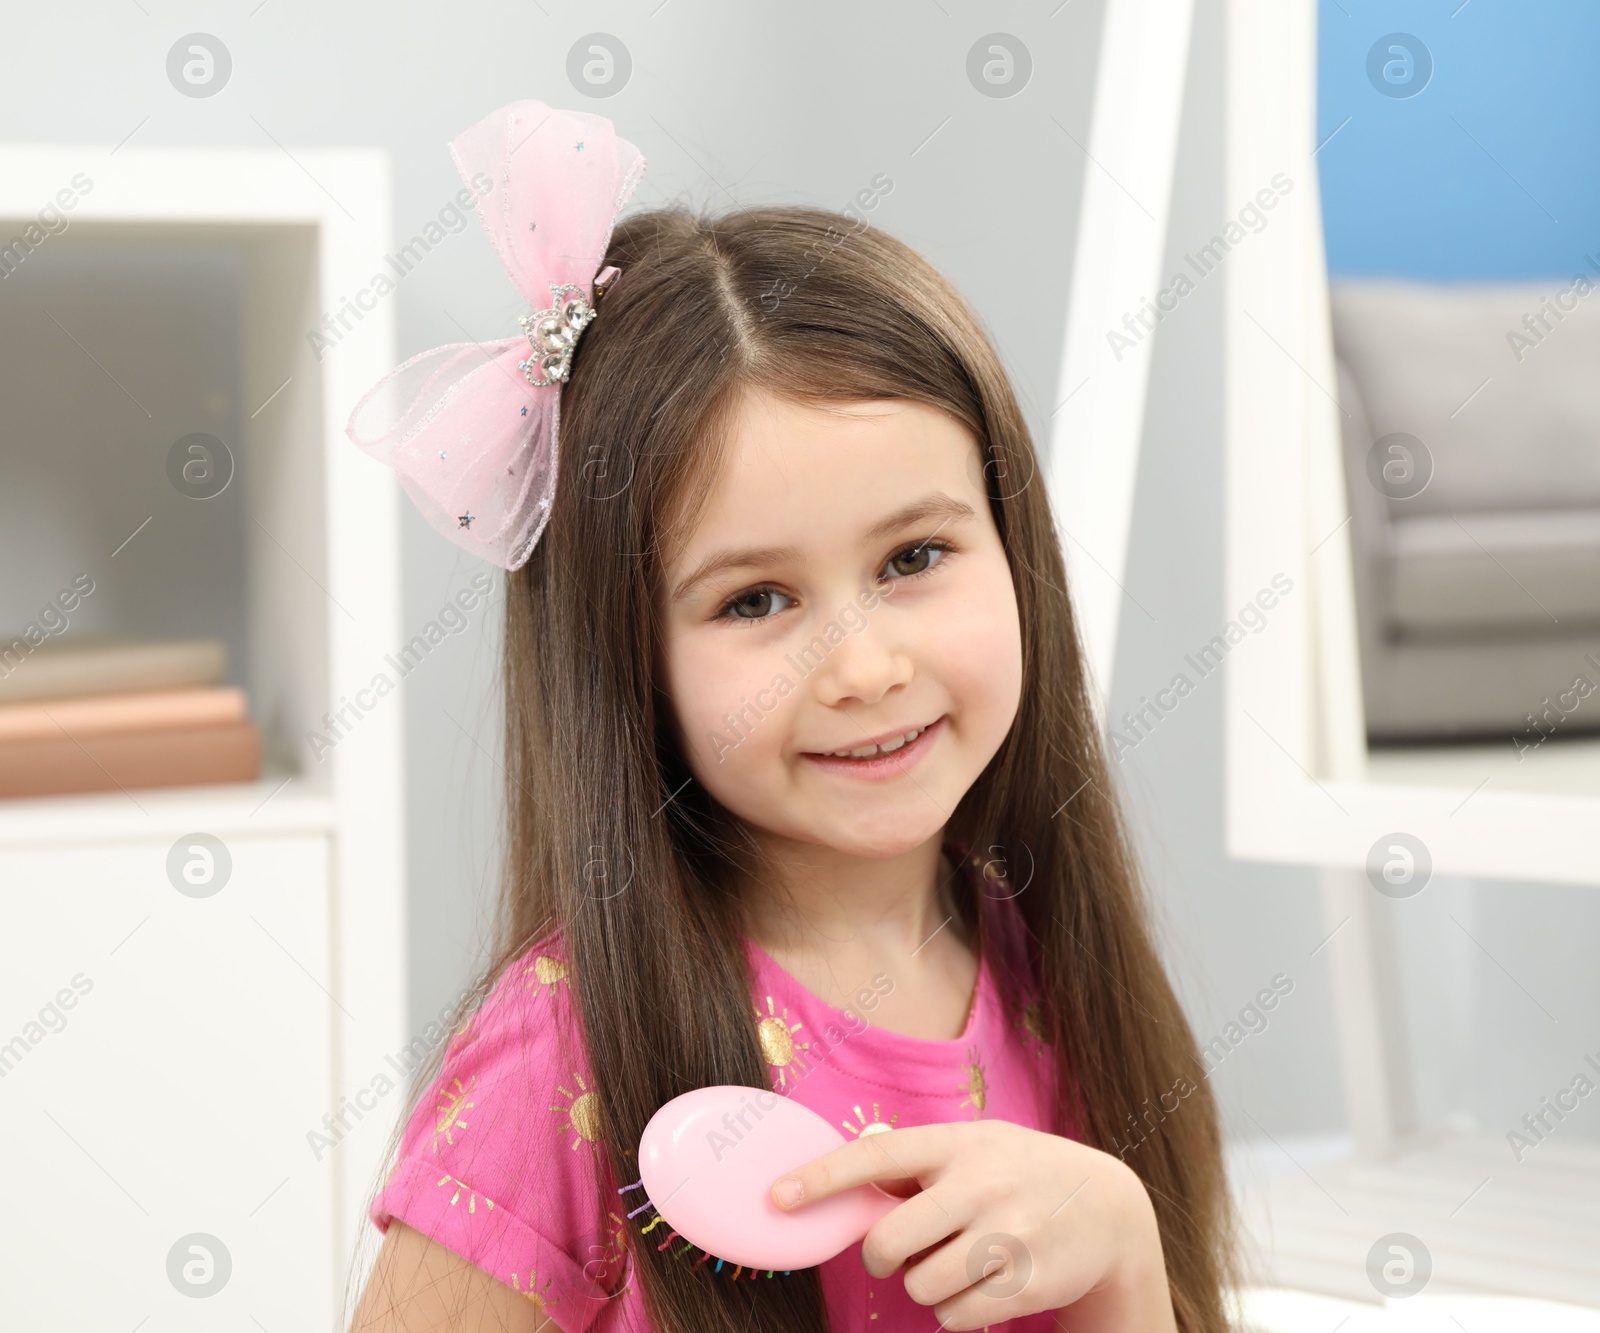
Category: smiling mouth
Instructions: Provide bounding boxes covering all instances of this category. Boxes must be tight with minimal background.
[799,717,946,776]
[816,723,934,760]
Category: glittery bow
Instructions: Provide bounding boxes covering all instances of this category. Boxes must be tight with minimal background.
[345,100,647,569]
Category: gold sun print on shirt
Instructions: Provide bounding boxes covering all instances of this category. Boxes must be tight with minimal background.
[442,1008,481,1062]
[595,1203,630,1267]
[524,953,572,1001]
[583,1208,634,1294]
[436,1170,497,1215]
[842,1102,899,1138]
[552,1071,604,1154]
[1017,998,1052,1060]
[507,1270,559,1311]
[958,1045,988,1118]
[431,1074,477,1152]
[754,996,811,1090]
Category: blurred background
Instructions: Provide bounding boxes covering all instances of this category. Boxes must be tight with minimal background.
[1,1,1596,1329]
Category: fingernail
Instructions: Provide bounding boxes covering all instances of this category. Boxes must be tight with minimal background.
[774,1177,803,1208]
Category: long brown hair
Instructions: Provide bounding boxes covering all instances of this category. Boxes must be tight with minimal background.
[357,203,1238,1331]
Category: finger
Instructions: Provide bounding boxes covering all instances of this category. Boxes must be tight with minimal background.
[934,1283,1039,1333]
[914,1231,1042,1327]
[770,1123,955,1208]
[860,1181,977,1280]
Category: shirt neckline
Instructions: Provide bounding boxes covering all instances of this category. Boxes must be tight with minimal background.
[739,843,990,1052]
[743,932,990,1050]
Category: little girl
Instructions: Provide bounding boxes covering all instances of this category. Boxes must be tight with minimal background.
[346,101,1235,1333]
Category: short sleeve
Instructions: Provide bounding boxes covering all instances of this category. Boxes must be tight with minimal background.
[370,935,626,1330]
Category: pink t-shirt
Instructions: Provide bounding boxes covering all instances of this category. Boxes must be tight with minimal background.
[371,864,1066,1330]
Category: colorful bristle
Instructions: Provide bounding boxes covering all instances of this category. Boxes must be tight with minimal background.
[616,1178,792,1278]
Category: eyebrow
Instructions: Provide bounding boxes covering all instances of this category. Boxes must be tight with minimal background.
[862,491,978,544]
[670,492,978,602]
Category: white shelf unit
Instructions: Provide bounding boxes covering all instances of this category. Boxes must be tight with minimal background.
[1223,0,1600,1313]
[0,142,406,1328]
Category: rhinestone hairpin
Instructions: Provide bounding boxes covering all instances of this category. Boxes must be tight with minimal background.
[516,267,619,388]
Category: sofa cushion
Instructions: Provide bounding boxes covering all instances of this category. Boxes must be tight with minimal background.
[1332,284,1600,737]
[1331,278,1600,516]
[1387,508,1600,634]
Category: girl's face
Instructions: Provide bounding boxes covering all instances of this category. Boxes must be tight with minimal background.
[657,388,1023,861]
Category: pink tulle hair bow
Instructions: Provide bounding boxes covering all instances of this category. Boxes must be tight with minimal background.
[346,100,647,569]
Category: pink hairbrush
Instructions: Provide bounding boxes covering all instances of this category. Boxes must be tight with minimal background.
[618,1085,900,1277]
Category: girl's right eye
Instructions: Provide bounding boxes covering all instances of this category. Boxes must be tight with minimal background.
[715,586,794,625]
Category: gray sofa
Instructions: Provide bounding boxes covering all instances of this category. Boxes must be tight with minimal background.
[1332,278,1600,743]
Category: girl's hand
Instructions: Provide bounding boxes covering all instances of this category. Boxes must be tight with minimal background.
[770,1121,1178,1332]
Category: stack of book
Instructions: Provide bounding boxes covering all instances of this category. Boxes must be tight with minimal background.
[0,638,261,799]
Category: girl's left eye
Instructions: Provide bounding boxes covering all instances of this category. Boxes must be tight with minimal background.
[720,585,793,620]
[883,537,953,579]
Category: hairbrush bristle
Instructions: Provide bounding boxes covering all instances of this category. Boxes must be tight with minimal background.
[615,1179,791,1277]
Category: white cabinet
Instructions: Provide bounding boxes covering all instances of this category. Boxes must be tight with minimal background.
[1,828,337,1326]
[0,139,408,1326]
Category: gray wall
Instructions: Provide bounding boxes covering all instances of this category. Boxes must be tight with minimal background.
[1109,0,1346,1154]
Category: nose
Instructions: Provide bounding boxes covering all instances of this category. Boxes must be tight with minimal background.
[809,614,913,710]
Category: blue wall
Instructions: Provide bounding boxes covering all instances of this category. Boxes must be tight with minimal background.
[1318,1,1600,278]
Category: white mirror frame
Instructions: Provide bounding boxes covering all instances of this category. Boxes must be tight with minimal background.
[1224,0,1600,890]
